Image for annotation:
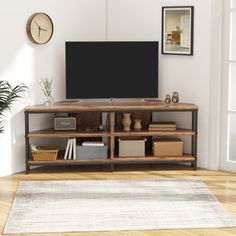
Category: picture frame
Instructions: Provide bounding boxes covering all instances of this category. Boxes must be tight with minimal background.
[162,6,194,55]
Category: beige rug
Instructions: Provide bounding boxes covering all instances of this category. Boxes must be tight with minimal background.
[4,179,236,234]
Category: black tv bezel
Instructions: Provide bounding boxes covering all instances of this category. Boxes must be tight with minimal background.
[65,41,159,100]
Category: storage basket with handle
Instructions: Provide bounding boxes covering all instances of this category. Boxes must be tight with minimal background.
[31,145,58,161]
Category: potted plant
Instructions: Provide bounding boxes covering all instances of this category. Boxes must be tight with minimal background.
[39,78,54,105]
[0,80,28,133]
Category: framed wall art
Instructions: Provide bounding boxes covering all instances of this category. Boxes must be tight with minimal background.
[162,6,194,55]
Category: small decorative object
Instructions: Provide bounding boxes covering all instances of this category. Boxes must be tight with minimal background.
[0,81,28,134]
[165,94,171,104]
[122,113,131,131]
[134,119,142,131]
[172,91,180,103]
[39,78,54,105]
[162,6,194,55]
[26,13,54,44]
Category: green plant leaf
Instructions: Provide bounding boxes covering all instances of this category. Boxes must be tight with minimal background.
[0,80,28,134]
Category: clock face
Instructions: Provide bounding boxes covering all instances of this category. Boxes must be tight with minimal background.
[27,13,53,44]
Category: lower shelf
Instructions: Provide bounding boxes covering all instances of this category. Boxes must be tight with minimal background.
[28,154,196,165]
[113,155,195,162]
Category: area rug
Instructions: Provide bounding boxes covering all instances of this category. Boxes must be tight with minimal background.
[4,179,236,234]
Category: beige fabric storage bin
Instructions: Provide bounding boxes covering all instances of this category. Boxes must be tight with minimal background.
[118,138,146,157]
[153,138,183,157]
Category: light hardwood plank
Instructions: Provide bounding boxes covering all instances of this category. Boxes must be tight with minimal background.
[25,101,198,113]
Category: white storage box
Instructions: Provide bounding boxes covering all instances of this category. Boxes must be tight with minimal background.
[118,138,146,157]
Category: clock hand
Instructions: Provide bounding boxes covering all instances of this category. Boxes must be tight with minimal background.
[40,28,47,32]
[38,26,41,38]
[35,21,40,28]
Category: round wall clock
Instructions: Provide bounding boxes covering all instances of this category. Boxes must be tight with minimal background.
[26,13,54,44]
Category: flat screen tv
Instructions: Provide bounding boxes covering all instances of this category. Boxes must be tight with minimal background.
[66,41,158,99]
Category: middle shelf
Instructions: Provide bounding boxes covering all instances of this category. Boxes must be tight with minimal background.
[28,128,196,138]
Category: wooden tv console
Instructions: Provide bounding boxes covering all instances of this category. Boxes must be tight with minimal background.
[24,100,198,174]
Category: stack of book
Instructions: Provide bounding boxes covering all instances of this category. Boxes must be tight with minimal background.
[64,138,76,160]
[148,122,176,131]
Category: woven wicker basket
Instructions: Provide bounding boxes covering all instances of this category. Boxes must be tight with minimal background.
[31,146,58,161]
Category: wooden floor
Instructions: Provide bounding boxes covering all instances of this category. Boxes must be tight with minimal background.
[1,164,236,236]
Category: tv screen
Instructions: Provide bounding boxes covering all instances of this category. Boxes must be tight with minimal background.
[66,41,158,99]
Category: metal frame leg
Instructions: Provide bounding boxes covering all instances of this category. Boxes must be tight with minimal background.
[191,110,198,170]
[25,112,30,174]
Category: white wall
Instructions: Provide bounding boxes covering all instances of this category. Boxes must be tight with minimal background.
[108,0,212,168]
[0,0,106,176]
[0,0,216,176]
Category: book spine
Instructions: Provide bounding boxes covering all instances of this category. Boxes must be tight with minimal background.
[149,122,176,124]
[149,127,176,129]
[149,126,176,128]
[149,125,176,128]
[82,143,104,146]
[64,139,70,160]
[149,126,176,129]
[148,128,176,131]
[68,139,73,160]
[73,138,76,160]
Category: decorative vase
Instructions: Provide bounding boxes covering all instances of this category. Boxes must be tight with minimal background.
[134,119,142,131]
[122,113,131,131]
[44,95,54,106]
